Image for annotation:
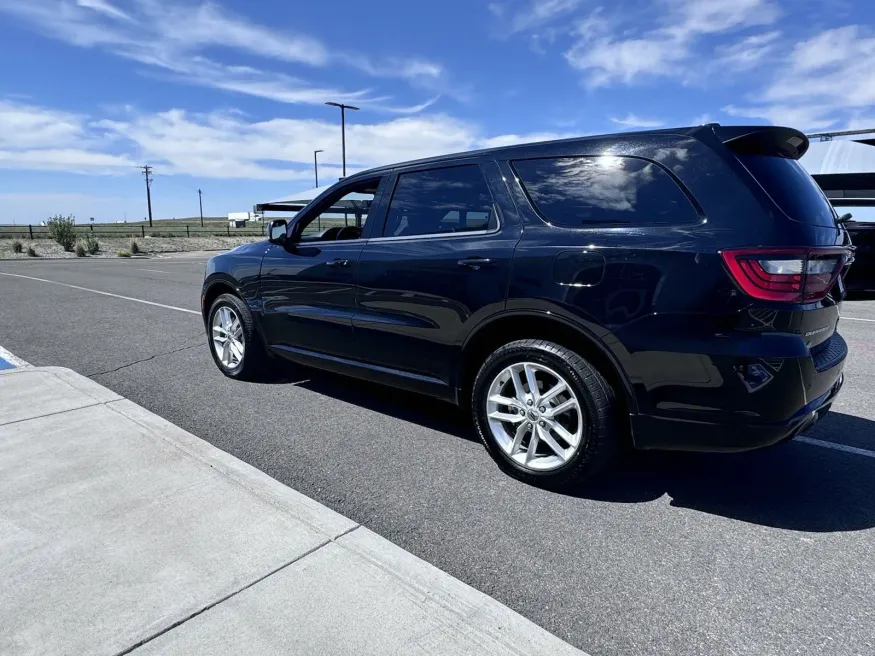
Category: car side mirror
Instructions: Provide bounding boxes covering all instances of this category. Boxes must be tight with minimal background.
[267,219,288,244]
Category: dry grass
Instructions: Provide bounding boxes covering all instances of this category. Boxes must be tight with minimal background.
[0,235,262,259]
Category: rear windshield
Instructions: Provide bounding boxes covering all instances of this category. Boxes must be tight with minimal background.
[738,155,837,227]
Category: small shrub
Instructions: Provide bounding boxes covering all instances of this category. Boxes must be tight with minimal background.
[117,249,132,258]
[129,239,141,255]
[11,238,23,253]
[26,246,37,257]
[46,214,77,251]
[74,242,86,257]
[84,233,99,255]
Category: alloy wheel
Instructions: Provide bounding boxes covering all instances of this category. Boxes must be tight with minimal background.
[485,362,584,471]
[212,306,245,370]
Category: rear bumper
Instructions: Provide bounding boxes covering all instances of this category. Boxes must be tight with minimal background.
[631,371,844,453]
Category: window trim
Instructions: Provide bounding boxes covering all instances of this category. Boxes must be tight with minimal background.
[510,154,704,229]
[375,162,502,241]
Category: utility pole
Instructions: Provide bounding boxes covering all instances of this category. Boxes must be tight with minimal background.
[325,102,359,178]
[140,165,154,227]
[198,188,204,227]
[314,149,323,188]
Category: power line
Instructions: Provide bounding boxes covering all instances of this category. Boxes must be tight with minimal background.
[139,165,154,227]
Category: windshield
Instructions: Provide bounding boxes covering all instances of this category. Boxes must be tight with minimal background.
[738,155,838,227]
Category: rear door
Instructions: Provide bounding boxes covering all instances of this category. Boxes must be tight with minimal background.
[352,159,521,388]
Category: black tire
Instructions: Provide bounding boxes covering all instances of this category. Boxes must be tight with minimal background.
[471,339,619,488]
[207,293,268,381]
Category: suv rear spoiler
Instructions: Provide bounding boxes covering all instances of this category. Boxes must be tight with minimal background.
[711,126,809,160]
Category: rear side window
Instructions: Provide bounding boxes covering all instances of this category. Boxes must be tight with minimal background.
[383,165,497,238]
[512,156,698,227]
[737,155,837,227]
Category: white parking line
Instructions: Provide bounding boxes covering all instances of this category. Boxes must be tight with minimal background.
[0,272,200,315]
[795,435,875,459]
[843,316,875,323]
[137,269,170,274]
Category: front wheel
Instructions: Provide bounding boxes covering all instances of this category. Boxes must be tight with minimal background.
[207,293,267,380]
[471,339,619,487]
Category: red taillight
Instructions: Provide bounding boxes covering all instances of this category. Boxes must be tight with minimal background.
[720,248,850,303]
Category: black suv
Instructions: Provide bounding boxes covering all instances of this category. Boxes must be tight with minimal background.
[202,125,850,486]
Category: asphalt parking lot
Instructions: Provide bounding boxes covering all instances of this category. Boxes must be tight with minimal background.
[1,254,874,656]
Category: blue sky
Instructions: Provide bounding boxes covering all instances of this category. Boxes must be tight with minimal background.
[1,0,875,223]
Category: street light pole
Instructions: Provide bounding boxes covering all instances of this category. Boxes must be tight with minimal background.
[314,149,324,188]
[325,102,359,178]
[198,188,204,227]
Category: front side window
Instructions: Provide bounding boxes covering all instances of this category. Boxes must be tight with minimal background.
[299,178,382,241]
[512,156,699,227]
[383,165,497,238]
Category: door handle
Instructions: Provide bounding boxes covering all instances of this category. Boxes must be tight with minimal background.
[457,257,494,271]
[327,259,350,268]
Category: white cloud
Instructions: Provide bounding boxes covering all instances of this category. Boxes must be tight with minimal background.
[726,25,875,131]
[0,100,85,149]
[610,114,665,129]
[0,99,577,181]
[722,104,839,131]
[564,0,780,87]
[75,0,132,22]
[666,0,780,38]
[715,31,781,69]
[0,0,446,111]
[99,108,575,180]
[491,0,580,36]
[0,100,136,172]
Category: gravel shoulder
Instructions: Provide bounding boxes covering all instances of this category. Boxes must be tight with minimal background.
[0,236,261,259]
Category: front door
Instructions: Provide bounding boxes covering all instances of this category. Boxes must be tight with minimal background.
[260,175,387,360]
[352,160,521,388]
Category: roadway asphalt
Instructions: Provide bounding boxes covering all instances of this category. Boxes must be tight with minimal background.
[1,254,874,656]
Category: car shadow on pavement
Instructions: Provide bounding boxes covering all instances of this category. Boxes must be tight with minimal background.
[845,291,875,301]
[261,360,478,443]
[263,362,875,532]
[574,411,875,532]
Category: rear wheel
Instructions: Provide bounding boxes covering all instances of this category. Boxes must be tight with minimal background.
[207,293,267,380]
[471,339,619,487]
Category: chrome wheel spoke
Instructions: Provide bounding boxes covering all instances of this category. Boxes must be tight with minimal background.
[526,430,540,464]
[539,381,567,405]
[538,425,566,458]
[510,365,527,403]
[229,340,244,361]
[488,409,525,423]
[509,422,529,455]
[524,364,539,400]
[551,421,580,448]
[546,397,578,418]
[489,394,521,408]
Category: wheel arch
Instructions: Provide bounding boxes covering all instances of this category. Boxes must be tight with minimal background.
[201,275,242,324]
[458,311,637,418]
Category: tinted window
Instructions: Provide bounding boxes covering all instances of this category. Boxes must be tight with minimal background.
[512,156,698,226]
[738,155,837,227]
[384,165,496,238]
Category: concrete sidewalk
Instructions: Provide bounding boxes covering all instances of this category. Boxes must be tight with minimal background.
[0,366,583,656]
